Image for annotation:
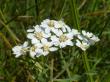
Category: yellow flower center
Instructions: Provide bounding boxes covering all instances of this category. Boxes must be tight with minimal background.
[59,34,68,42]
[21,48,28,54]
[43,45,49,51]
[48,20,54,27]
[31,46,37,52]
[35,32,43,40]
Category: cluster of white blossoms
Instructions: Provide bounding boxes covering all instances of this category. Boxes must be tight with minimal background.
[12,19,100,58]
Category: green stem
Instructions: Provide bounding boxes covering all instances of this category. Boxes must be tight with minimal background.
[50,59,54,82]
[35,0,40,23]
[82,52,94,82]
[59,49,71,79]
[69,0,80,30]
[59,0,67,19]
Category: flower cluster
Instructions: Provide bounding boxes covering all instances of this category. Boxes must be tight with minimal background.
[12,19,100,58]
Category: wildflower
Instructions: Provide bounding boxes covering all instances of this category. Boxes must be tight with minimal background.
[82,30,93,38]
[51,30,73,48]
[29,43,43,58]
[77,34,88,42]
[40,19,58,34]
[81,30,100,45]
[12,19,100,58]
[91,35,100,42]
[76,40,90,51]
[12,41,28,57]
[54,20,71,32]
[27,25,50,44]
[88,35,100,45]
[41,38,58,56]
[40,19,72,34]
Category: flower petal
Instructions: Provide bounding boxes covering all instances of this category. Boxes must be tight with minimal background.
[49,47,58,51]
[34,25,42,32]
[41,38,48,44]
[30,51,36,58]
[60,42,66,48]
[43,51,49,56]
[27,33,34,39]
[31,38,39,44]
[23,41,28,47]
[66,40,73,46]
[27,29,34,32]
[66,32,74,39]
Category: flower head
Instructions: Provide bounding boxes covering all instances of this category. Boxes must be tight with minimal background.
[12,19,100,58]
[81,30,100,45]
[76,40,90,51]
[12,41,29,57]
[41,38,58,56]
[27,25,51,44]
[29,43,43,58]
[51,30,74,48]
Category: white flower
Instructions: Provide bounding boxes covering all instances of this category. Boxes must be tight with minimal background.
[76,40,90,51]
[12,41,28,57]
[81,30,100,45]
[54,20,71,32]
[41,38,58,56]
[90,35,100,42]
[72,29,80,36]
[88,35,100,45]
[12,19,100,58]
[51,30,74,48]
[40,19,72,34]
[82,30,93,38]
[29,43,43,58]
[27,25,51,44]
[40,19,58,34]
[77,35,88,42]
[50,35,59,46]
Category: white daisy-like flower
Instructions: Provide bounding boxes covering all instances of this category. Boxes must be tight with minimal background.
[88,35,100,45]
[27,25,51,44]
[76,40,90,51]
[54,20,72,32]
[40,19,58,34]
[29,43,43,58]
[81,30,100,45]
[41,38,58,56]
[51,30,74,48]
[91,35,100,42]
[77,34,89,43]
[82,30,93,38]
[12,41,29,57]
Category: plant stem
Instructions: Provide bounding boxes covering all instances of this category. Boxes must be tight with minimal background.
[69,0,80,30]
[50,58,54,82]
[59,49,71,79]
[59,0,66,19]
[82,52,94,82]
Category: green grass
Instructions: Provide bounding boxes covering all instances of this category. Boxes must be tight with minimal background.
[0,0,110,82]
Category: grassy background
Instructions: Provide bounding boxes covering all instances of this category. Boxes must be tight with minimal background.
[0,0,110,82]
